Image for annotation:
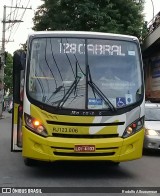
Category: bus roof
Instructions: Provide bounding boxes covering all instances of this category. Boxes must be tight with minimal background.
[27,31,138,41]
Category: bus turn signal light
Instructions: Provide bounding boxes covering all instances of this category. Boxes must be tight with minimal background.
[33,120,40,126]
[122,117,144,138]
[24,113,48,137]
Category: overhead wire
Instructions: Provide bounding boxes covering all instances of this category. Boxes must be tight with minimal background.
[6,0,31,45]
[12,0,20,21]
[6,0,14,43]
[11,0,31,39]
[6,0,22,43]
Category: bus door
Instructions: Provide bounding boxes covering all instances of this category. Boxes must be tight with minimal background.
[11,50,26,151]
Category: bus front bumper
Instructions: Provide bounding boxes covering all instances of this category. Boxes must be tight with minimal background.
[22,127,144,162]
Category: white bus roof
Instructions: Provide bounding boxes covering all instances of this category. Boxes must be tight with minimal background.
[28,31,138,41]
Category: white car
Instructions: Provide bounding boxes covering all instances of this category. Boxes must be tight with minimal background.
[144,103,160,150]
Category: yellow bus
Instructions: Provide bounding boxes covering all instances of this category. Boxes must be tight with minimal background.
[11,31,145,166]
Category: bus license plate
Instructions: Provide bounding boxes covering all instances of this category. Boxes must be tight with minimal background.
[74,145,95,152]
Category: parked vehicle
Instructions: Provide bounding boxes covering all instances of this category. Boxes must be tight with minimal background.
[144,102,160,150]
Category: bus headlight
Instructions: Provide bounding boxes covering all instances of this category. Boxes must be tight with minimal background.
[24,113,48,137]
[122,117,144,138]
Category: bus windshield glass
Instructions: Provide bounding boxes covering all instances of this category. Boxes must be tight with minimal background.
[27,37,143,110]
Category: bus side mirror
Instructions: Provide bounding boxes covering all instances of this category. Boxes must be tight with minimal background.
[20,51,26,71]
[13,50,26,104]
[13,50,26,71]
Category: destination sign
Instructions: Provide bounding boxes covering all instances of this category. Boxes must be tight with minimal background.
[59,43,126,56]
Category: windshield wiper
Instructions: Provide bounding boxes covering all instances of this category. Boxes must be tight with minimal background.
[50,61,116,111]
[46,85,64,103]
[57,60,82,108]
[87,64,117,112]
[57,76,81,108]
[88,81,117,111]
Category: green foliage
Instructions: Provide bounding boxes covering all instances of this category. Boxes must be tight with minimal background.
[141,21,149,41]
[4,53,13,95]
[33,0,145,39]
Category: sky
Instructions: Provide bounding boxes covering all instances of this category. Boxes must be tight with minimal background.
[0,0,160,54]
[0,0,42,54]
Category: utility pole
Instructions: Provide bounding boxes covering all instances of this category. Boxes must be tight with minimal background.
[0,5,31,118]
[150,0,155,20]
[0,5,6,118]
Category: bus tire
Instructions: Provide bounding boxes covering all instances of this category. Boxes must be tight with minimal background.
[112,162,120,166]
[24,158,37,167]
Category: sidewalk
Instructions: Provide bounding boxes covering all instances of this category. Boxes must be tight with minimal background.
[0,111,12,120]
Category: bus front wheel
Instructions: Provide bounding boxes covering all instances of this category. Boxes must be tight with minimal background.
[110,161,120,166]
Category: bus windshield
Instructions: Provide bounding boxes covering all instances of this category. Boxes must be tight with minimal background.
[27,37,143,110]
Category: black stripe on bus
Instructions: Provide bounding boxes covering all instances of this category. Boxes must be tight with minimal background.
[47,121,124,126]
[52,133,119,138]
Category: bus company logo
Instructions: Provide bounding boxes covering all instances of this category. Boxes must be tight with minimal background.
[2,188,11,193]
[1,188,42,194]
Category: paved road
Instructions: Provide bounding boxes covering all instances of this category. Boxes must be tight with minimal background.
[0,112,160,195]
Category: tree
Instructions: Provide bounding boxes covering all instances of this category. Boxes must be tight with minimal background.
[33,0,145,39]
[140,21,149,42]
[4,52,13,95]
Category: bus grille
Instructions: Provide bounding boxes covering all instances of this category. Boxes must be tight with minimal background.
[53,152,115,156]
[52,133,119,138]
